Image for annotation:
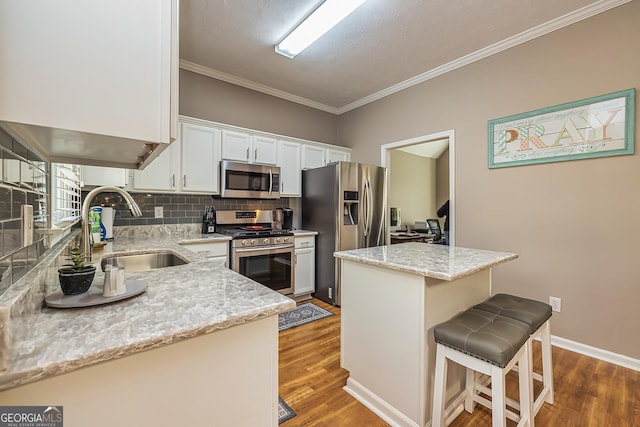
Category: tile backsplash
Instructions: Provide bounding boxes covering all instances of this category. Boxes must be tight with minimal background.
[83,192,290,226]
[0,127,49,297]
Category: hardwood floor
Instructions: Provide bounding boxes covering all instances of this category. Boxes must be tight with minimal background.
[279,298,640,426]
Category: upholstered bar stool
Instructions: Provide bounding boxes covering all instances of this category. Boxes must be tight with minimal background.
[474,293,554,415]
[432,308,533,427]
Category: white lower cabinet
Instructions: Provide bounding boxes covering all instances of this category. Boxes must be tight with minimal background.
[294,235,316,297]
[179,240,229,267]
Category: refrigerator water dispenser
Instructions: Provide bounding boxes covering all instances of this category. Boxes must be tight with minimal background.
[343,191,359,225]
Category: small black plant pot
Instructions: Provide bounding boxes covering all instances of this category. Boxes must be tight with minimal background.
[58,265,97,295]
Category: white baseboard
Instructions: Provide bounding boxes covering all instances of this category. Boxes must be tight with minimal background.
[343,378,419,427]
[550,335,640,372]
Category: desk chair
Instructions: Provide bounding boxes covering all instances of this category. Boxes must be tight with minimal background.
[426,218,444,244]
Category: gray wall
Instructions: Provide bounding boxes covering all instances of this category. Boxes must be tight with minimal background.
[180,69,341,145]
[338,2,640,358]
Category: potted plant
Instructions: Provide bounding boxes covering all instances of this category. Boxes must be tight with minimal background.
[58,247,96,295]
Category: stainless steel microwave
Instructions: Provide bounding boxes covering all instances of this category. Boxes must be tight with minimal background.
[220,160,281,199]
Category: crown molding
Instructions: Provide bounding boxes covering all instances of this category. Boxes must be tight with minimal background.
[336,0,631,114]
[180,0,631,116]
[179,60,340,114]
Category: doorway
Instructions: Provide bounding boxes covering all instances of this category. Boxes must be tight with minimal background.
[381,129,455,245]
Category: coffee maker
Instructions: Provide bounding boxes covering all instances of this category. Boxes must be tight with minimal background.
[282,208,293,230]
[273,208,293,230]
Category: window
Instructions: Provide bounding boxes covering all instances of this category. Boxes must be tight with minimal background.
[51,163,81,227]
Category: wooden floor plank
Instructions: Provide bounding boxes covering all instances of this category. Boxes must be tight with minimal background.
[279,298,640,426]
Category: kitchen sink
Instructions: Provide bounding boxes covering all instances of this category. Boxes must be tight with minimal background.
[100,250,190,273]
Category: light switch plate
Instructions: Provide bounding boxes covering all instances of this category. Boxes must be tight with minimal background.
[154,206,164,218]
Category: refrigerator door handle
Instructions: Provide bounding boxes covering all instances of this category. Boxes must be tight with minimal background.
[364,178,373,242]
[376,186,386,246]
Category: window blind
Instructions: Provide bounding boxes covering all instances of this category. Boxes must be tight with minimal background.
[51,163,81,225]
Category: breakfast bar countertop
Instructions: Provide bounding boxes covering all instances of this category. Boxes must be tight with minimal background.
[0,226,295,392]
[334,242,518,281]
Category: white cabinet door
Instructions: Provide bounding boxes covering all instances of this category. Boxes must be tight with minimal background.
[81,166,127,188]
[0,1,178,167]
[326,148,350,164]
[131,141,179,192]
[302,145,326,169]
[221,130,252,162]
[179,241,228,267]
[277,140,301,197]
[180,123,221,193]
[295,247,315,296]
[252,135,278,165]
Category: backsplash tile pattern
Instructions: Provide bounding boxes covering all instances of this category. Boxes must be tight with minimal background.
[84,192,290,226]
[0,128,49,297]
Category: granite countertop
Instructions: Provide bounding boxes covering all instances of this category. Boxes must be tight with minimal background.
[334,242,518,281]
[0,227,295,391]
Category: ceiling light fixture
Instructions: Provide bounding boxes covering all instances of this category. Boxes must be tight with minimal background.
[275,0,368,59]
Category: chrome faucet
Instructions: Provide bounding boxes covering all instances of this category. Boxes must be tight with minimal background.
[81,186,143,259]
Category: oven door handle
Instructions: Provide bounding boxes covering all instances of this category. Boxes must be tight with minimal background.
[234,244,294,254]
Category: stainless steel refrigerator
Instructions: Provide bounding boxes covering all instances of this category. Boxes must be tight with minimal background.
[302,161,387,305]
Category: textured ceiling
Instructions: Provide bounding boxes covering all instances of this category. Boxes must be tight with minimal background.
[179,0,625,113]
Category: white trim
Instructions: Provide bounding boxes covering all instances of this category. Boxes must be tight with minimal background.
[381,129,455,246]
[338,0,631,113]
[550,335,640,372]
[344,377,419,427]
[180,0,630,115]
[179,60,340,114]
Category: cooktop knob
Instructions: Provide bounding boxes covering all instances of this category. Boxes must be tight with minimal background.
[275,237,281,243]
[263,238,270,244]
[250,239,256,245]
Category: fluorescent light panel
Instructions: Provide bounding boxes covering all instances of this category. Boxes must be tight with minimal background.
[275,0,368,59]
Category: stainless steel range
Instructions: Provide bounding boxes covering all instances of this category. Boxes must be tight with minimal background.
[217,210,294,295]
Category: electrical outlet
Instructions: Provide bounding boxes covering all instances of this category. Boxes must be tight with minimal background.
[154,206,164,218]
[549,296,562,313]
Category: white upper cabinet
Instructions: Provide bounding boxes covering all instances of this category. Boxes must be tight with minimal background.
[131,122,221,194]
[131,140,180,192]
[81,166,127,188]
[0,0,178,169]
[302,145,351,169]
[326,148,351,164]
[180,123,221,193]
[302,145,326,170]
[277,140,302,197]
[221,130,252,163]
[251,135,278,165]
[222,130,277,165]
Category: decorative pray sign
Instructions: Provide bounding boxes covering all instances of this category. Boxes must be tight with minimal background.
[488,89,635,168]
